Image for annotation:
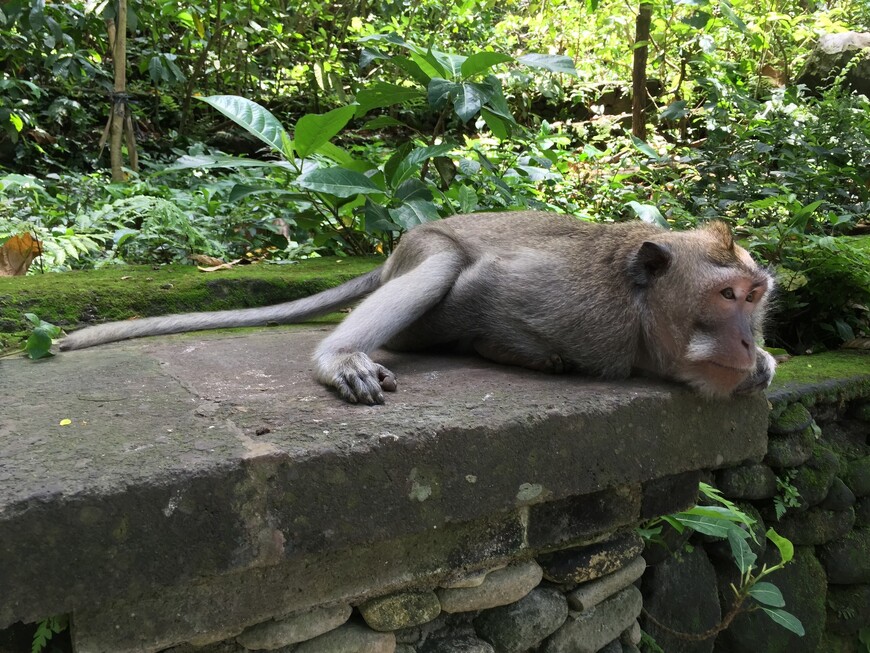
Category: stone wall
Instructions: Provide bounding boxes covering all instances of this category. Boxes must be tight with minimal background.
[2,329,867,653]
[640,380,870,653]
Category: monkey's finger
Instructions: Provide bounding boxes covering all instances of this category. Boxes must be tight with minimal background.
[346,373,386,405]
[377,365,398,392]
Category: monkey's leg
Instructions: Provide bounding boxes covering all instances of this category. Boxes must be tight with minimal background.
[472,339,567,374]
[313,251,462,405]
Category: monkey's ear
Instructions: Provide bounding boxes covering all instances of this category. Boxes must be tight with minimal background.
[630,241,672,286]
[707,220,735,250]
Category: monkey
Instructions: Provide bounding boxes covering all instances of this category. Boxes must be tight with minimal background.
[60,211,777,405]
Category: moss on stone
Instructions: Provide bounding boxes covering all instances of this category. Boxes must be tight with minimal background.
[0,258,382,350]
[768,403,814,435]
[768,351,870,409]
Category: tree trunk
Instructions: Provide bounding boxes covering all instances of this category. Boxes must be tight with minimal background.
[110,0,128,181]
[632,2,653,141]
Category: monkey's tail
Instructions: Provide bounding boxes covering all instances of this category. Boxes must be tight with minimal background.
[60,267,384,351]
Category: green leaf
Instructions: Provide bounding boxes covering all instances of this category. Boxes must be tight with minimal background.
[760,607,805,636]
[389,199,440,229]
[461,52,515,79]
[390,55,433,86]
[727,528,756,573]
[749,582,786,607]
[481,107,511,140]
[628,201,669,228]
[24,312,42,327]
[453,83,487,122]
[672,514,731,537]
[26,327,54,360]
[719,0,747,32]
[430,49,466,79]
[457,185,478,213]
[364,200,401,233]
[393,143,455,186]
[296,167,383,198]
[766,528,794,564]
[630,134,662,160]
[660,100,688,121]
[294,105,356,159]
[428,78,460,110]
[315,142,357,167]
[196,95,287,154]
[517,54,578,76]
[410,50,447,80]
[362,116,413,131]
[355,83,425,117]
[395,179,433,203]
[227,185,311,203]
[159,155,295,173]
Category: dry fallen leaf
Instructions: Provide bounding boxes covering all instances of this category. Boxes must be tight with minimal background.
[0,233,42,276]
[198,258,243,272]
[843,338,870,350]
[190,254,226,267]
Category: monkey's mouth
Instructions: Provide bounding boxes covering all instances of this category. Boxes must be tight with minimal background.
[706,360,754,373]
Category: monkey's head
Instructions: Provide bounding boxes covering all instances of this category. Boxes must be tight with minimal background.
[631,221,776,397]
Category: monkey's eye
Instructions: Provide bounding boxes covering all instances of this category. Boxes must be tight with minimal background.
[746,291,756,303]
[721,288,736,300]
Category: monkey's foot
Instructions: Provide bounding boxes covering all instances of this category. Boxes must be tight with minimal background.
[316,351,398,405]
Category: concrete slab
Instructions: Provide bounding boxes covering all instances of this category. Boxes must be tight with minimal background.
[0,326,768,629]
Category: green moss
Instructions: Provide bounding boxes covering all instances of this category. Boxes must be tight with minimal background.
[768,351,870,408]
[0,258,383,348]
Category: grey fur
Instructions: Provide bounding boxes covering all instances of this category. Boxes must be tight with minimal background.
[61,211,776,404]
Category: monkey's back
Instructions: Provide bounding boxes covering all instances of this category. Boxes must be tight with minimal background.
[385,211,660,377]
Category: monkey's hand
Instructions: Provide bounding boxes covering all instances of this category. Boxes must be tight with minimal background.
[733,347,777,395]
[315,351,398,405]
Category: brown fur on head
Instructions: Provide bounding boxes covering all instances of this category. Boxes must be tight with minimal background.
[632,220,775,397]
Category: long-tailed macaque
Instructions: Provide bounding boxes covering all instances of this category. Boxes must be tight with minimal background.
[61,211,776,404]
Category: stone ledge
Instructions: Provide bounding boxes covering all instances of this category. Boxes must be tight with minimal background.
[0,327,768,646]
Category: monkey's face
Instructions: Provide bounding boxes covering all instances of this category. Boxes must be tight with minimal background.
[677,268,773,397]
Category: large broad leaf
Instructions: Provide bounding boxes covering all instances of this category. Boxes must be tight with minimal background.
[410,50,447,80]
[461,52,515,79]
[631,134,663,160]
[363,116,414,131]
[517,54,578,76]
[294,105,356,159]
[364,199,401,233]
[355,83,425,117]
[428,78,460,110]
[453,83,487,122]
[457,185,478,213]
[197,95,286,154]
[760,607,805,636]
[296,167,383,198]
[389,199,440,230]
[671,514,731,538]
[749,582,786,608]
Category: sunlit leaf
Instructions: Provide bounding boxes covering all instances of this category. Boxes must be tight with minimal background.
[294,105,356,158]
[196,95,287,154]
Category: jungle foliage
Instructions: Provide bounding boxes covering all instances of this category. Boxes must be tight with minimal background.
[1,0,869,353]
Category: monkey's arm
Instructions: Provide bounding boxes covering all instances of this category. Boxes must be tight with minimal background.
[60,268,384,351]
[313,250,462,404]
